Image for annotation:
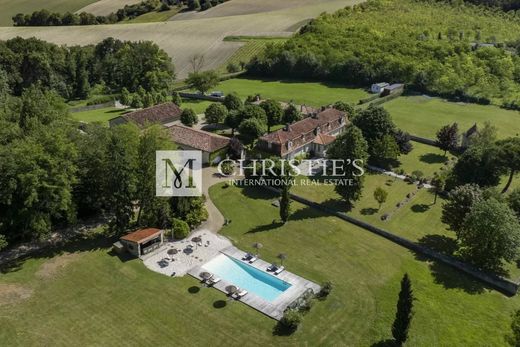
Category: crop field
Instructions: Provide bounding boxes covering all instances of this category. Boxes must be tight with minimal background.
[384,96,520,139]
[76,0,142,16]
[219,37,286,73]
[0,0,364,78]
[0,0,97,27]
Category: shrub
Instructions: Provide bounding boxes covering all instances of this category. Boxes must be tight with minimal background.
[181,108,198,127]
[86,95,113,106]
[317,281,333,300]
[279,309,302,332]
[226,62,241,73]
[171,218,190,239]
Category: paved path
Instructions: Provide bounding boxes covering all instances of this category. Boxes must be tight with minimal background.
[368,165,433,188]
[195,166,230,234]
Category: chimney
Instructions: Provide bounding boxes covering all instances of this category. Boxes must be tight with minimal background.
[284,123,291,132]
[311,112,318,119]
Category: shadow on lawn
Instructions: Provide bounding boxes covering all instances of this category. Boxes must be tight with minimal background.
[417,234,458,255]
[412,237,488,295]
[361,207,378,215]
[247,221,284,234]
[0,235,113,275]
[411,204,430,213]
[420,153,447,164]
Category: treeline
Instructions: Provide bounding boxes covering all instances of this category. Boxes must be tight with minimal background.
[12,0,230,26]
[247,0,520,108]
[0,79,207,249]
[451,0,520,11]
[13,0,166,26]
[0,37,174,100]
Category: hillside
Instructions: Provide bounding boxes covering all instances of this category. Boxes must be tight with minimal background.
[248,0,520,107]
[0,0,98,27]
[0,0,364,79]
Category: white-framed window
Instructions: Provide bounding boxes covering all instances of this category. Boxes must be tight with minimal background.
[288,141,293,149]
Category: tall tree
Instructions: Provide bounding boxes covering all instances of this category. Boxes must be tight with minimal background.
[394,129,413,155]
[442,184,483,235]
[223,92,243,111]
[283,104,302,124]
[392,274,414,346]
[459,199,520,270]
[105,123,139,233]
[373,187,388,210]
[508,188,520,221]
[279,175,292,223]
[497,137,520,193]
[448,144,504,189]
[430,172,446,204]
[204,103,228,124]
[181,108,198,127]
[260,99,283,132]
[436,123,459,155]
[186,70,219,94]
[352,105,395,146]
[136,125,174,225]
[327,126,369,207]
[238,117,267,141]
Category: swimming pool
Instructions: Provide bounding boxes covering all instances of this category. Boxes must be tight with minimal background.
[202,254,291,302]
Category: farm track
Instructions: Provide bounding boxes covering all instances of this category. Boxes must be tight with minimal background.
[0,0,364,78]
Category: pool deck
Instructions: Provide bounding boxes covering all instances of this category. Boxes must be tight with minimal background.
[188,246,321,320]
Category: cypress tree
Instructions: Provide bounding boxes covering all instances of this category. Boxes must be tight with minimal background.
[392,273,414,346]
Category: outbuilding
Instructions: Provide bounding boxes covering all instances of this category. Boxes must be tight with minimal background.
[371,82,389,94]
[119,228,164,258]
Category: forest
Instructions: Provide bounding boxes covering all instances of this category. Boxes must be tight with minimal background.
[0,37,175,100]
[0,37,197,250]
[248,0,520,108]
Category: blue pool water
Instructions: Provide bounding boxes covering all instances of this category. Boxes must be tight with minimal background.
[202,254,291,302]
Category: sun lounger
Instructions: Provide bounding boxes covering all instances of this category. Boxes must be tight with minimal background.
[274,266,285,275]
[236,289,248,298]
[267,263,277,272]
[208,277,221,285]
[248,256,257,263]
[242,253,253,261]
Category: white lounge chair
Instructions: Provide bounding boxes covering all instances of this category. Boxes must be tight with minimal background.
[236,289,248,298]
[242,253,253,261]
[274,266,285,275]
[248,256,257,263]
[267,263,277,272]
[208,277,221,285]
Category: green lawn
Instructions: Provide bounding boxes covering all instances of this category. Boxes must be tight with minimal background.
[70,107,128,125]
[292,172,520,280]
[397,142,450,178]
[0,0,97,26]
[385,96,520,139]
[216,77,370,107]
[180,99,213,114]
[1,185,518,345]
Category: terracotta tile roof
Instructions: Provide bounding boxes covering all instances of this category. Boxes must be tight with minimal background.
[121,228,162,243]
[116,102,182,127]
[259,108,347,156]
[168,125,230,153]
[313,133,336,145]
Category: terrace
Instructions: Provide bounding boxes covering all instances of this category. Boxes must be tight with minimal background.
[189,246,320,320]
